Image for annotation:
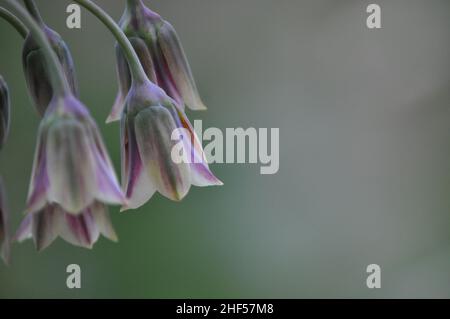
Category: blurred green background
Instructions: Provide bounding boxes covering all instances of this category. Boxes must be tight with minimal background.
[1,0,450,298]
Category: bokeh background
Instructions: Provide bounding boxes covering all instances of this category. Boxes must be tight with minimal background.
[1,0,450,298]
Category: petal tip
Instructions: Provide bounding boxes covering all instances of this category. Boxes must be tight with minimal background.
[106,114,120,124]
[189,102,208,111]
[109,234,119,243]
[120,204,135,212]
[216,179,224,186]
[1,245,10,265]
[168,187,190,202]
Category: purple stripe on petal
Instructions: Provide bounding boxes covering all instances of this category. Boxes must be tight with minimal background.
[61,208,99,249]
[154,43,183,108]
[189,161,223,187]
[86,121,125,205]
[157,21,207,111]
[94,151,126,205]
[17,202,117,251]
[26,127,50,214]
[174,108,223,187]
[124,117,141,198]
[134,106,190,201]
[32,205,61,252]
[14,213,33,243]
[121,116,155,210]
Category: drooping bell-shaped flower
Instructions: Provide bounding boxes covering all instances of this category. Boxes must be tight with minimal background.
[22,10,78,116]
[15,201,117,251]
[0,178,10,264]
[121,79,222,210]
[108,0,206,123]
[0,75,10,149]
[26,94,125,216]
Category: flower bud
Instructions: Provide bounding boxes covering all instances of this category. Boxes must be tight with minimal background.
[22,25,78,116]
[108,0,206,123]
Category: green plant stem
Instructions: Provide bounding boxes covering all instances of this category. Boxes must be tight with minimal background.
[0,7,27,38]
[2,0,71,97]
[127,0,144,8]
[126,0,148,18]
[73,0,148,85]
[23,0,44,26]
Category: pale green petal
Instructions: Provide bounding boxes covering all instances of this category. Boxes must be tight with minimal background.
[59,207,100,249]
[32,206,62,252]
[121,115,156,211]
[91,202,118,242]
[157,22,207,111]
[46,119,96,214]
[134,106,191,201]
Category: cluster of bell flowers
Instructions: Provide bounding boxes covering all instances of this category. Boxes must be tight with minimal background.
[0,0,221,259]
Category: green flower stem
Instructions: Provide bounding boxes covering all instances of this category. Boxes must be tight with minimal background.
[0,7,27,38]
[73,0,148,85]
[126,0,146,17]
[23,0,44,26]
[2,0,71,97]
[127,0,144,8]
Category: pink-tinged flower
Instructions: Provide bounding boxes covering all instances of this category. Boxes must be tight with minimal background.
[22,15,78,116]
[0,75,10,150]
[26,94,125,216]
[0,178,10,264]
[121,80,222,210]
[15,201,117,251]
[107,0,206,123]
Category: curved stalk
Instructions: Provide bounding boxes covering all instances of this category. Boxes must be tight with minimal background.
[23,0,44,26]
[73,0,148,85]
[126,0,144,10]
[127,0,143,5]
[0,7,27,38]
[2,0,71,97]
